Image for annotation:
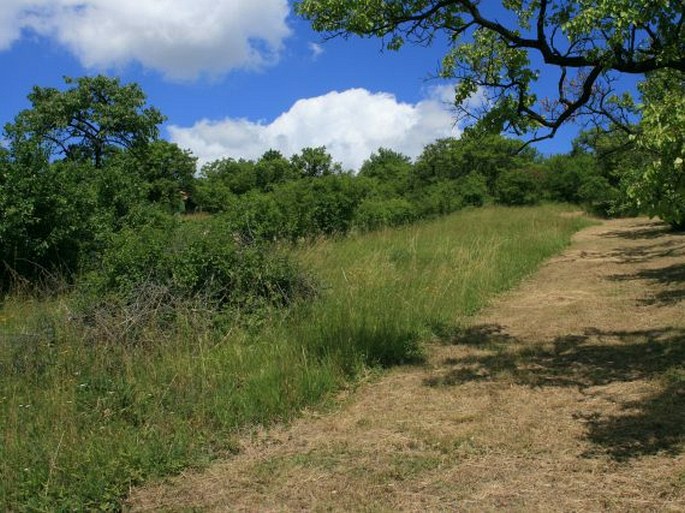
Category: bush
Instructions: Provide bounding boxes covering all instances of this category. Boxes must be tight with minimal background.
[78,211,316,334]
[0,158,106,287]
[353,198,417,231]
[456,172,489,206]
[495,168,543,206]
[225,191,286,242]
[577,174,617,217]
[411,180,464,218]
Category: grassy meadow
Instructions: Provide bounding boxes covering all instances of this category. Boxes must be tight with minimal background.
[0,204,592,511]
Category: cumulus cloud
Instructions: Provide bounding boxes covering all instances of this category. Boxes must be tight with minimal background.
[169,87,460,171]
[0,0,291,79]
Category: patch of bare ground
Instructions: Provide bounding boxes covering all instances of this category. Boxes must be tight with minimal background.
[127,217,685,512]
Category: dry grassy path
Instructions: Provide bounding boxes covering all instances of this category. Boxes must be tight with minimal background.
[128,217,685,512]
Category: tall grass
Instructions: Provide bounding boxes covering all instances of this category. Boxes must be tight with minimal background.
[0,205,591,511]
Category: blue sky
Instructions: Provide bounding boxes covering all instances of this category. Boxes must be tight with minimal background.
[0,1,633,171]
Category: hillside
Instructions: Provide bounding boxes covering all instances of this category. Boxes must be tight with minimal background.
[129,217,685,512]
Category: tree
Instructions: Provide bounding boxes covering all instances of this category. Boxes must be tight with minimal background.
[5,75,164,169]
[0,76,170,285]
[297,1,684,143]
[0,153,102,285]
[132,141,197,211]
[358,148,413,196]
[199,158,258,196]
[255,150,300,190]
[291,146,343,177]
[412,134,535,192]
[625,70,685,228]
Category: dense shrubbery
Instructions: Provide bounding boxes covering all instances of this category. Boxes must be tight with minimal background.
[354,197,417,231]
[623,70,685,229]
[77,211,315,334]
[495,168,543,206]
[0,75,659,295]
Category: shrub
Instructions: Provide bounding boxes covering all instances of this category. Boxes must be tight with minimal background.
[0,158,105,287]
[577,174,617,217]
[456,172,489,206]
[353,198,417,231]
[77,211,316,337]
[495,168,543,206]
[225,191,286,242]
[412,180,464,218]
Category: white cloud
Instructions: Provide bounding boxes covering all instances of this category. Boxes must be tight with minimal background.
[308,42,324,60]
[169,86,461,171]
[0,0,31,50]
[0,0,291,79]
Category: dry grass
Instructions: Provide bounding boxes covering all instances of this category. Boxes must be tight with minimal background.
[127,217,685,513]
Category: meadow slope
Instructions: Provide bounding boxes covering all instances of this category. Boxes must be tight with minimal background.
[128,216,685,512]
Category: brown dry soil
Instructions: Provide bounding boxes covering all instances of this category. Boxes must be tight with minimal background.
[128,217,685,512]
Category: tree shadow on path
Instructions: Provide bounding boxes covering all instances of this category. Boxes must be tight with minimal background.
[425,324,685,461]
[610,262,685,306]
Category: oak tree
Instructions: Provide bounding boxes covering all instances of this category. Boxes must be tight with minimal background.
[5,75,164,169]
[297,0,684,143]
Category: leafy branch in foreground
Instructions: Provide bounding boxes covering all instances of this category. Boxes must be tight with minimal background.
[297,0,684,143]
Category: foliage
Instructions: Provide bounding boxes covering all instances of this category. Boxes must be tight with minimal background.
[291,146,343,177]
[495,168,543,206]
[455,172,489,207]
[411,180,465,218]
[543,152,619,216]
[573,128,650,183]
[358,147,412,197]
[353,197,417,231]
[133,141,197,212]
[4,75,164,169]
[0,76,179,287]
[545,153,599,204]
[0,155,103,286]
[198,158,258,197]
[412,134,536,194]
[255,150,300,191]
[577,174,616,217]
[81,210,315,314]
[625,70,685,229]
[297,0,685,142]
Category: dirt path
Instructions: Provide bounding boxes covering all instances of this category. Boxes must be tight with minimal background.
[128,217,685,512]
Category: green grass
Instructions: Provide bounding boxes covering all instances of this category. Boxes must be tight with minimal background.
[0,204,592,511]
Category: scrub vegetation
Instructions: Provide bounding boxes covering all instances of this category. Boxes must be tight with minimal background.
[0,71,676,511]
[1,205,589,511]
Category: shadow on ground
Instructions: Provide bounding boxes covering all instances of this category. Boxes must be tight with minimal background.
[603,223,678,240]
[610,262,685,306]
[426,324,685,461]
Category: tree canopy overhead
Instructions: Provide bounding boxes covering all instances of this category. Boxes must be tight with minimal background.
[296,1,685,143]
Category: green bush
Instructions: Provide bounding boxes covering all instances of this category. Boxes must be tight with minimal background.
[411,180,464,217]
[577,174,617,217]
[353,198,417,231]
[495,168,543,206]
[0,158,106,287]
[225,191,287,242]
[79,211,316,327]
[267,175,369,241]
[456,172,489,207]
